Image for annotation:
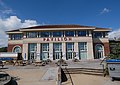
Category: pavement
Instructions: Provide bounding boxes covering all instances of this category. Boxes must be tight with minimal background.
[63,60,104,69]
[62,74,120,85]
[0,60,120,85]
[1,65,58,85]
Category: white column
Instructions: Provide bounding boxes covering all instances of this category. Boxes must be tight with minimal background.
[74,42,79,59]
[89,30,92,37]
[49,43,53,60]
[105,32,108,38]
[87,42,94,60]
[22,43,28,60]
[62,42,66,60]
[36,43,40,60]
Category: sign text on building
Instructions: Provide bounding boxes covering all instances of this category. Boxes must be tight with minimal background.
[43,37,72,41]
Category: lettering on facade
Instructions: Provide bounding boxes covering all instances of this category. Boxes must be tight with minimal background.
[43,37,72,41]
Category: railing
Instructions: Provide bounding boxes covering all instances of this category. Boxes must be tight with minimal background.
[100,56,110,76]
[64,67,74,85]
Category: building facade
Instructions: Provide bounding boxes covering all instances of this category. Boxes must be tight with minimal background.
[6,25,111,61]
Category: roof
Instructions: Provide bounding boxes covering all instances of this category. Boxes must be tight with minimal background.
[20,24,95,29]
[6,24,111,33]
[6,29,20,32]
[94,27,111,31]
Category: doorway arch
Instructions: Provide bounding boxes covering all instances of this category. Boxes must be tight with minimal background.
[95,44,104,59]
[12,46,21,53]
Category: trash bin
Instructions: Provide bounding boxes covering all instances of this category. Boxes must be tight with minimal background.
[106,59,120,81]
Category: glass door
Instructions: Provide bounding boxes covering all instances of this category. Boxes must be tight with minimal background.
[53,43,62,60]
[41,43,49,60]
[78,42,87,60]
[28,43,37,61]
[66,43,74,60]
[95,44,104,59]
[30,52,36,62]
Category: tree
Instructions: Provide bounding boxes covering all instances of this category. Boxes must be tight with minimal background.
[109,43,120,59]
[0,47,7,52]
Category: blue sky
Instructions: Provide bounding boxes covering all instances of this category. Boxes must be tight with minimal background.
[1,0,120,29]
[0,0,120,47]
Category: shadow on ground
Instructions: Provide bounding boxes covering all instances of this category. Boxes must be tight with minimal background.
[5,77,20,85]
[61,68,67,82]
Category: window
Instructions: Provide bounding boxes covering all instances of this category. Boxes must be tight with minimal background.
[65,31,74,37]
[53,32,62,37]
[53,43,62,60]
[93,32,102,38]
[41,43,49,51]
[28,43,37,60]
[26,32,38,38]
[53,43,62,52]
[10,34,23,40]
[78,31,86,36]
[41,43,49,60]
[66,43,74,60]
[41,32,50,37]
[95,44,104,59]
[78,42,87,60]
[28,43,37,52]
[13,46,21,53]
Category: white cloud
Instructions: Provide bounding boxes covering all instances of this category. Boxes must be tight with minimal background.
[0,16,39,47]
[0,0,14,17]
[108,28,120,40]
[100,8,111,14]
[0,9,13,14]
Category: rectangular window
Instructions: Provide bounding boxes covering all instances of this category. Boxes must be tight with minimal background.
[41,32,50,37]
[93,32,102,38]
[78,42,87,60]
[78,31,86,36]
[66,43,74,60]
[28,43,37,60]
[10,34,23,40]
[53,31,62,37]
[26,32,38,38]
[53,43,62,60]
[65,31,74,37]
[41,43,49,60]
[41,43,49,51]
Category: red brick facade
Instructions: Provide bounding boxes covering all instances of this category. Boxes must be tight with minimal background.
[7,44,23,52]
[103,43,110,56]
[93,42,110,58]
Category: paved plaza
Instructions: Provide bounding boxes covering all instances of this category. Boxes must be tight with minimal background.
[0,60,120,85]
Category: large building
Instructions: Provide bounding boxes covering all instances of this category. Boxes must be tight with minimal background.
[6,25,111,61]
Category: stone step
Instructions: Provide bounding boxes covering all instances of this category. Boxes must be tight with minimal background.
[62,68,104,76]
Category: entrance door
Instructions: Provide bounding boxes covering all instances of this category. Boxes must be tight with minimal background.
[53,43,62,60]
[30,52,36,62]
[66,43,74,60]
[78,42,87,60]
[42,52,49,60]
[95,44,104,59]
[41,43,49,60]
[28,43,37,61]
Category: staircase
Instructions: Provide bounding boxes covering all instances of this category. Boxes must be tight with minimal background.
[62,67,104,76]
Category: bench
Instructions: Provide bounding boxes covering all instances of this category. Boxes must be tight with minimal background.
[34,60,45,66]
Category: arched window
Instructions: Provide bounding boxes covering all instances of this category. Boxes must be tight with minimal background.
[95,44,104,59]
[13,46,21,53]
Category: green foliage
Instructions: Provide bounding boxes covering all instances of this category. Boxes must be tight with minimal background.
[109,43,120,59]
[0,47,7,52]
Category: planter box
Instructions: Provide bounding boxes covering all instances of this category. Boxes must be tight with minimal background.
[106,59,120,81]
